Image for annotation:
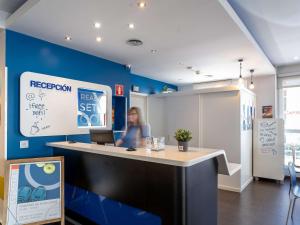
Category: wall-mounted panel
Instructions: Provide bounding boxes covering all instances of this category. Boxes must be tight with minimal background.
[20,72,112,137]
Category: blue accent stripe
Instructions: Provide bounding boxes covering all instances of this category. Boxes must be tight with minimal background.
[65,183,161,225]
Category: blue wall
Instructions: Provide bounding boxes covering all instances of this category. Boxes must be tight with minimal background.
[6,30,176,160]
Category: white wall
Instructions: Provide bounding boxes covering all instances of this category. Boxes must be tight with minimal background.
[239,90,255,188]
[164,95,200,146]
[148,97,165,137]
[200,91,242,190]
[149,95,200,147]
[179,79,242,91]
[180,75,277,119]
[200,91,240,162]
[246,75,277,119]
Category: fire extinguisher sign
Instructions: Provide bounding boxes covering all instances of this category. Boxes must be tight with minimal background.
[115,84,124,96]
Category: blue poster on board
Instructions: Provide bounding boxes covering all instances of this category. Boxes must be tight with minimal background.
[17,162,60,204]
[77,88,106,127]
[7,160,62,225]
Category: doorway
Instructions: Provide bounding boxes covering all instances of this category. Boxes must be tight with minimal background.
[130,92,148,124]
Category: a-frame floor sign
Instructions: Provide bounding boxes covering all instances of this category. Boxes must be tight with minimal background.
[2,156,64,225]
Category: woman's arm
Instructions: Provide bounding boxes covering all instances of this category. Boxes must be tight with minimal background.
[115,139,123,147]
[116,129,127,147]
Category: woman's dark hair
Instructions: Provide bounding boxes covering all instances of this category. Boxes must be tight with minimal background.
[128,107,143,126]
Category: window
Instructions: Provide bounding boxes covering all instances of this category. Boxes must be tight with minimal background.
[279,76,300,166]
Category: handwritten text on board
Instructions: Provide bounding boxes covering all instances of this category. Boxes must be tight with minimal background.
[258,121,277,155]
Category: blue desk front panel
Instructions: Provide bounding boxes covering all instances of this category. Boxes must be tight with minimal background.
[65,183,161,225]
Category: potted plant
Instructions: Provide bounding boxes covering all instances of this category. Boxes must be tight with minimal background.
[174,129,192,151]
[162,85,169,93]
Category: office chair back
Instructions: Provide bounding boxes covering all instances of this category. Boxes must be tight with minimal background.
[288,162,297,191]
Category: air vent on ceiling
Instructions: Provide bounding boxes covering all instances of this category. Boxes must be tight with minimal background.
[126,39,143,46]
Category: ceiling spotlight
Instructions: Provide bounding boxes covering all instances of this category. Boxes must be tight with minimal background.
[137,1,146,8]
[195,70,200,75]
[128,23,135,29]
[294,56,299,60]
[96,36,102,42]
[65,35,72,41]
[94,22,101,29]
[186,66,193,70]
[249,69,255,90]
[151,49,157,54]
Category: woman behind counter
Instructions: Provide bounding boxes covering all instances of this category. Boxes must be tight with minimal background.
[116,107,150,148]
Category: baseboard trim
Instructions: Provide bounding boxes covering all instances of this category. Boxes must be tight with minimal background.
[218,184,241,192]
[218,177,253,193]
[240,177,253,192]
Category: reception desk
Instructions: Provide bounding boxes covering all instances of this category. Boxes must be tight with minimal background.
[48,142,240,225]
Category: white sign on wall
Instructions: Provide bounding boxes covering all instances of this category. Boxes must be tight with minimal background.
[20,72,112,137]
[253,119,285,181]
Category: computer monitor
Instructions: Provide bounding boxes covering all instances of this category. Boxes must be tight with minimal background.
[90,129,115,145]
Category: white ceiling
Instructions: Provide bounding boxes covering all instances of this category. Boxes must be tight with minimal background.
[5,0,275,84]
[228,0,300,67]
[0,0,26,27]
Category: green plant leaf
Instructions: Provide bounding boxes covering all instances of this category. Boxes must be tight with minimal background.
[174,129,192,142]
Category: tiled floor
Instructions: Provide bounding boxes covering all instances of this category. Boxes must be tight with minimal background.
[219,179,300,225]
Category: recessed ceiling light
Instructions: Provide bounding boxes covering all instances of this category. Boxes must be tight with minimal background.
[195,70,200,75]
[96,36,102,42]
[94,22,101,29]
[294,56,299,60]
[178,78,183,81]
[128,23,135,29]
[151,49,157,54]
[137,1,146,8]
[186,66,193,70]
[64,35,72,41]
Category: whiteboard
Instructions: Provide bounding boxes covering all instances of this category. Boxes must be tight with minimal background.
[253,119,285,181]
[4,157,64,225]
[20,72,112,137]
